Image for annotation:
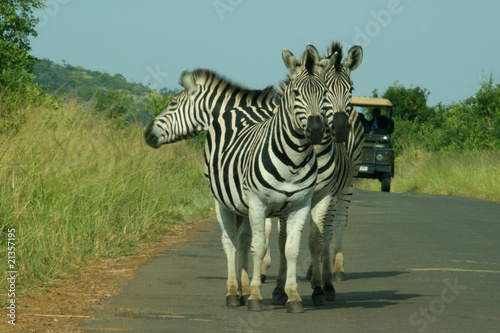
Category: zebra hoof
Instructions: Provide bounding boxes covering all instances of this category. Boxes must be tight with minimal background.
[286,301,304,313]
[260,274,267,283]
[226,294,241,307]
[247,299,263,312]
[312,287,327,306]
[333,271,346,281]
[305,268,312,281]
[324,283,336,301]
[271,287,288,305]
[239,294,250,306]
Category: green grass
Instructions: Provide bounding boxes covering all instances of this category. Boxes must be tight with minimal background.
[0,99,213,296]
[354,148,500,202]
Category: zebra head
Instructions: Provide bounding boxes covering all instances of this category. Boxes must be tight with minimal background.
[144,73,205,148]
[322,42,363,143]
[282,45,333,145]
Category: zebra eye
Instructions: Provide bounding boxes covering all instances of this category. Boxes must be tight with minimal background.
[293,89,300,97]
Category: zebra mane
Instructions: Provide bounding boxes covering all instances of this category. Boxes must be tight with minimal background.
[326,41,343,70]
[181,68,277,100]
[277,78,289,97]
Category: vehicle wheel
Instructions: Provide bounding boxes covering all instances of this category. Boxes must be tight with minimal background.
[381,173,391,192]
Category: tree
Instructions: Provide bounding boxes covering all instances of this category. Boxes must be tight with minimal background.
[442,74,500,150]
[0,0,44,86]
[376,75,500,152]
[378,82,430,122]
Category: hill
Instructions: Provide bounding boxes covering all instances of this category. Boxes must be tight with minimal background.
[32,59,178,122]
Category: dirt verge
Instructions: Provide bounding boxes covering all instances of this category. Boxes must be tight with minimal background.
[3,218,210,333]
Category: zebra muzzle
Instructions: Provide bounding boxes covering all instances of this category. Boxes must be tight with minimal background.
[305,115,325,145]
[144,122,161,148]
[331,112,350,143]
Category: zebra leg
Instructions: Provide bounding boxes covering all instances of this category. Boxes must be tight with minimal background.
[260,218,273,283]
[247,202,268,312]
[215,202,241,307]
[237,216,252,305]
[308,193,331,306]
[272,217,288,305]
[321,197,337,301]
[284,200,311,313]
[331,185,352,282]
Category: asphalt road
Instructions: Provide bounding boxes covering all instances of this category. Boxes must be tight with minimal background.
[81,190,500,332]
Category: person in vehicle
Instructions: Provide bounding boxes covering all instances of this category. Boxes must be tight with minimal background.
[359,112,372,133]
[368,108,393,134]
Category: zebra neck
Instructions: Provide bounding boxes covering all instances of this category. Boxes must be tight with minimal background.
[201,83,277,123]
[272,104,314,159]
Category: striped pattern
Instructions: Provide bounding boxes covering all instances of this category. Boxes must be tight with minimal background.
[144,69,277,147]
[144,42,363,308]
[273,43,364,304]
[316,42,364,290]
[203,47,337,310]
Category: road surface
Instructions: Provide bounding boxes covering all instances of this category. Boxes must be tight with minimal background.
[81,190,500,332]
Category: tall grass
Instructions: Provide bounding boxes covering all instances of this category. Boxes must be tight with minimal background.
[354,148,500,202]
[0,99,213,296]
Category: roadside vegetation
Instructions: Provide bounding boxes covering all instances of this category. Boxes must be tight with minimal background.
[354,148,500,202]
[355,77,500,202]
[0,97,213,297]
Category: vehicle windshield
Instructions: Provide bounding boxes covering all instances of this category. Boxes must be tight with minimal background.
[359,107,394,135]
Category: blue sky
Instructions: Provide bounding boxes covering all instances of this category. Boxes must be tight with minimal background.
[30,0,499,107]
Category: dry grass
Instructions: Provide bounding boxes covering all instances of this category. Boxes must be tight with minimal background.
[0,99,213,298]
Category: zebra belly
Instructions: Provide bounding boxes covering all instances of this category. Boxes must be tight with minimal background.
[207,161,318,218]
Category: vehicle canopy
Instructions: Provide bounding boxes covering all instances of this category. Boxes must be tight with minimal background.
[351,97,393,119]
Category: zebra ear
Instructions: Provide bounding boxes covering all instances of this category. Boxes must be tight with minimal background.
[343,45,363,73]
[282,49,302,78]
[303,44,323,74]
[318,51,336,74]
[180,72,199,96]
[306,44,322,64]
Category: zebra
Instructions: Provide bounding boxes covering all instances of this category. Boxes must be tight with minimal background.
[322,42,365,285]
[144,66,279,306]
[144,68,277,145]
[270,42,363,306]
[303,42,364,303]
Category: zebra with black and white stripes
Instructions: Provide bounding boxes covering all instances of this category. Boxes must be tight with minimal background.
[145,65,278,307]
[145,68,277,145]
[202,46,339,313]
[269,43,363,305]
[323,42,365,284]
[301,42,364,303]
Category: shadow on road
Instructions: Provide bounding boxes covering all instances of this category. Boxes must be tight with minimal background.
[335,290,422,308]
[346,270,410,280]
[291,289,423,311]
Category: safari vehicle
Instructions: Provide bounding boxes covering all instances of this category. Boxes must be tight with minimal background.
[352,97,395,192]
